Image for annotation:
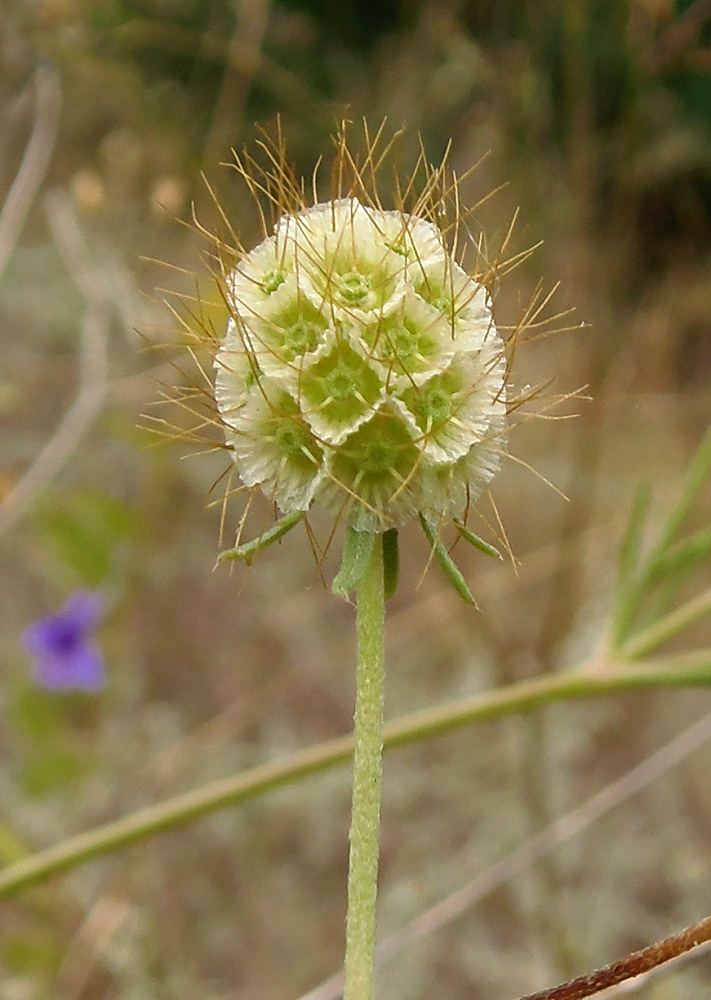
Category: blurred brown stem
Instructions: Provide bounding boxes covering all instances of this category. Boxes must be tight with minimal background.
[515,915,711,1000]
[0,66,61,279]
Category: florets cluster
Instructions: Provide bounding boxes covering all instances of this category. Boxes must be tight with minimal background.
[215,196,506,530]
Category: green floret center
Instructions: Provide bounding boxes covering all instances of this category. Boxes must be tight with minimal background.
[417,384,452,422]
[334,411,419,488]
[416,273,459,320]
[384,239,409,257]
[385,324,418,362]
[323,367,358,400]
[363,310,439,377]
[261,299,327,362]
[274,421,313,457]
[266,394,323,471]
[337,271,371,304]
[301,341,382,428]
[283,319,321,359]
[360,441,396,474]
[263,389,323,460]
[260,269,286,295]
[430,293,454,318]
[403,370,463,431]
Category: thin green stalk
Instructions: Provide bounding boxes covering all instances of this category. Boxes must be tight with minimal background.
[620,585,711,661]
[1,653,710,900]
[344,534,385,1000]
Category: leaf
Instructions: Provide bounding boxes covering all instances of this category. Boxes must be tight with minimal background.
[218,511,304,564]
[611,485,651,647]
[382,528,400,601]
[611,428,711,650]
[419,514,478,607]
[652,424,711,559]
[642,526,711,625]
[332,528,376,598]
[616,485,650,592]
[649,525,711,585]
[453,519,502,560]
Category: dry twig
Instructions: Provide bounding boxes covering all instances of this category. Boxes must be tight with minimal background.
[0,66,61,279]
[0,195,110,537]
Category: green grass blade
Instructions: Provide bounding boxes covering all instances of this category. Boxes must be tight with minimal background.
[643,525,711,623]
[611,485,650,648]
[612,428,711,650]
[648,526,711,585]
[616,485,650,592]
[651,425,711,562]
[620,585,711,660]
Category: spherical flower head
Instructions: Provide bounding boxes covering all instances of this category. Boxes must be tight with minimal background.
[215,194,506,531]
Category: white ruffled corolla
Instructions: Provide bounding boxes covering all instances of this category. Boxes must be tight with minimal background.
[215,197,506,530]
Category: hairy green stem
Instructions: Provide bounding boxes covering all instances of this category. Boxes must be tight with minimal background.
[1,652,710,899]
[344,535,385,1000]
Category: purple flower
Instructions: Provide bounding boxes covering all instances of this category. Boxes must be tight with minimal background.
[22,591,106,692]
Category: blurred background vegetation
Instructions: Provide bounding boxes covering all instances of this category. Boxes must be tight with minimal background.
[1,0,710,997]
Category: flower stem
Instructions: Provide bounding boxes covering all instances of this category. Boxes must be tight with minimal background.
[344,534,385,1000]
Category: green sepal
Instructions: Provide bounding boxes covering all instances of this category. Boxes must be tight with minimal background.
[382,528,400,601]
[218,511,304,565]
[332,528,376,598]
[419,514,478,607]
[453,519,502,560]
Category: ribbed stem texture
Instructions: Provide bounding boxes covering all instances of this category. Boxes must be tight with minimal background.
[344,535,385,1000]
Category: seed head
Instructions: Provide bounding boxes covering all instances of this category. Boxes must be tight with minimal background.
[212,135,507,533]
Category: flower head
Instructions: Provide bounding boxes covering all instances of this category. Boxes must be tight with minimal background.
[212,138,507,533]
[153,123,581,590]
[22,591,105,692]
